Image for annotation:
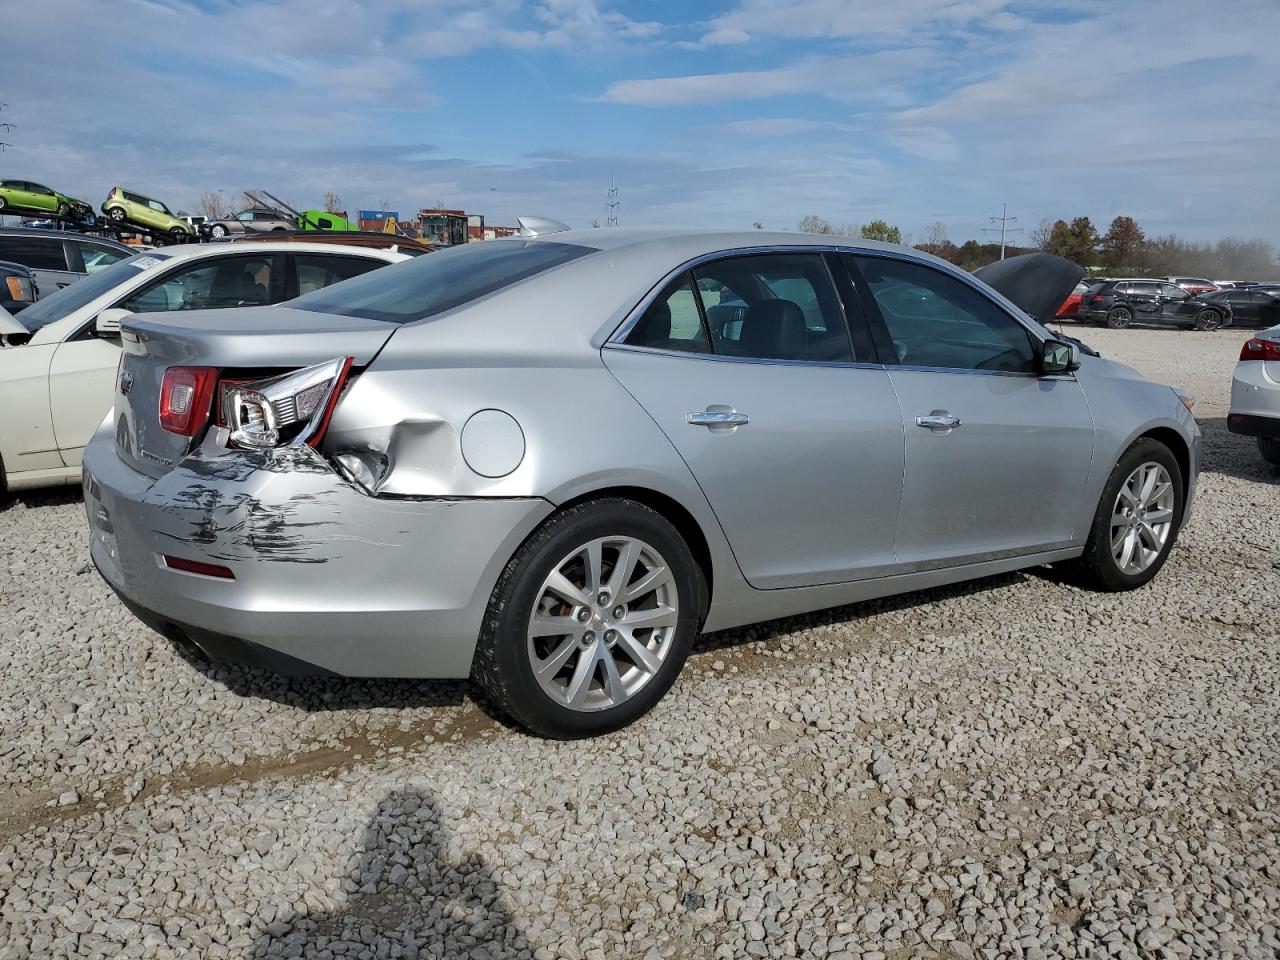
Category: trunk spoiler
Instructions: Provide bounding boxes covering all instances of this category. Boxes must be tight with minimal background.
[973,253,1084,326]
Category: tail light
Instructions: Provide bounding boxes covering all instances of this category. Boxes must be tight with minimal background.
[1089,294,1105,304]
[159,366,218,436]
[1239,338,1280,362]
[4,275,33,302]
[221,357,353,449]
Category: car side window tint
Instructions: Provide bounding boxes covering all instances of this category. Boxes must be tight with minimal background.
[80,244,131,275]
[0,236,68,271]
[625,273,709,354]
[123,256,275,313]
[693,253,852,362]
[294,254,383,297]
[850,255,1036,374]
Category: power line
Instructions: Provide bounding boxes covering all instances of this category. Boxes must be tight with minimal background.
[983,202,1022,260]
[605,177,619,228]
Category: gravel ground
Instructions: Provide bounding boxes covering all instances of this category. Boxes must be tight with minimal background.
[1,326,1277,960]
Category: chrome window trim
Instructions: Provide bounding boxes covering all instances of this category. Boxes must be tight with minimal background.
[602,340,888,372]
[608,243,1053,354]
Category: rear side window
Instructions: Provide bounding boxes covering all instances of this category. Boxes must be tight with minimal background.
[293,254,383,295]
[0,236,68,271]
[78,242,131,275]
[626,274,708,353]
[293,239,597,323]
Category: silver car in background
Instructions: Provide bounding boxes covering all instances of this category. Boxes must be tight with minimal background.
[83,227,1200,737]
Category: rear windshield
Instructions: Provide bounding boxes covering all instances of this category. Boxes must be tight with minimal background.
[17,252,172,332]
[291,239,596,323]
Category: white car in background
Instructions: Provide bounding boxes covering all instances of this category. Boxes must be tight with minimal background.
[1229,325,1280,467]
[0,242,408,492]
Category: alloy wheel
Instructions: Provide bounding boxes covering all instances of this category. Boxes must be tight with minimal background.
[1107,308,1132,329]
[1196,309,1222,331]
[526,536,678,712]
[1110,462,1175,576]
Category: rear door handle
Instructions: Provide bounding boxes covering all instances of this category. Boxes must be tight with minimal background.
[915,414,961,430]
[688,409,749,427]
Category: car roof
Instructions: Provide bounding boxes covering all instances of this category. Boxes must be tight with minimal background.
[151,240,409,262]
[0,227,133,249]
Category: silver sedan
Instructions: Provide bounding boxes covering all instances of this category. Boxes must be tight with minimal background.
[83,226,1200,737]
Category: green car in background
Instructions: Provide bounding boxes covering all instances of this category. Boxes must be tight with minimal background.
[101,186,196,242]
[298,209,359,231]
[0,179,93,220]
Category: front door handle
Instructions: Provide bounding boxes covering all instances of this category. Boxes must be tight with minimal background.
[915,413,962,430]
[688,409,749,427]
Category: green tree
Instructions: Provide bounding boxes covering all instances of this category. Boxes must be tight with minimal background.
[860,219,903,244]
[1044,217,1098,266]
[1101,215,1145,271]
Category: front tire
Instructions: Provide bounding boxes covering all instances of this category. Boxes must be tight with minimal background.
[169,227,188,242]
[1066,438,1184,591]
[1106,306,1133,329]
[56,202,69,217]
[1194,308,1224,331]
[472,498,704,738]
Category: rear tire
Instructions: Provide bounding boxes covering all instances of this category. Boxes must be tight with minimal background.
[210,223,228,238]
[472,498,704,738]
[107,206,126,221]
[1260,437,1280,466]
[0,196,7,211]
[1064,438,1184,591]
[1106,306,1133,329]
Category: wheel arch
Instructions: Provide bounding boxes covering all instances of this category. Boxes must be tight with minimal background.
[554,485,715,616]
[1136,425,1191,491]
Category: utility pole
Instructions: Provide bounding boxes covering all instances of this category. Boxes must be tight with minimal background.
[0,103,12,152]
[984,202,1022,259]
[605,177,619,228]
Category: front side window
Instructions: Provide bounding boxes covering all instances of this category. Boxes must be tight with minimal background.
[293,239,596,324]
[147,199,170,214]
[15,253,172,332]
[122,255,275,313]
[850,255,1036,373]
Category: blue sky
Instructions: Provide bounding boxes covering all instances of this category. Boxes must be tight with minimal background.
[4,0,1279,243]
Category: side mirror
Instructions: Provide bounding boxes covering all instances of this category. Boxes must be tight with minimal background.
[1041,339,1080,375]
[94,307,132,338]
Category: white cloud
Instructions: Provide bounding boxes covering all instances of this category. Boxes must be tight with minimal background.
[696,0,1021,44]
[598,49,934,105]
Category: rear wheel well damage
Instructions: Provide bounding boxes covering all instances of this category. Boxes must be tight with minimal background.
[546,487,714,618]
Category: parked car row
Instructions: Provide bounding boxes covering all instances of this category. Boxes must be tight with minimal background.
[1073,279,1233,330]
[0,242,408,491]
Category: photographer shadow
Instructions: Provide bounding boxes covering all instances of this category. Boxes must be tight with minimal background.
[252,787,528,959]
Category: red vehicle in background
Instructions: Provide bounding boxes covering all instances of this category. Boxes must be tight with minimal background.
[1169,276,1219,295]
[1056,280,1097,319]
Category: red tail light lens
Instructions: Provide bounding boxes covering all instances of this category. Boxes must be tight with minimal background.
[159,366,219,436]
[1239,338,1280,362]
[163,555,235,579]
[1089,294,1105,303]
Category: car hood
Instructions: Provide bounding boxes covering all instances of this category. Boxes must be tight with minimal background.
[973,253,1085,324]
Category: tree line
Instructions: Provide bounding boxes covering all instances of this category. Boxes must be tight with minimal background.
[799,213,1278,280]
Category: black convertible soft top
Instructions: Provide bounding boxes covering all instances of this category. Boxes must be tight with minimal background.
[974,253,1084,325]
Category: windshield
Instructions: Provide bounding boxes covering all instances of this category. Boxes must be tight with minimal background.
[291,239,596,324]
[17,253,171,332]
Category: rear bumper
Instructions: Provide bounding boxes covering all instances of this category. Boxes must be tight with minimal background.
[82,429,553,678]
[1227,413,1280,438]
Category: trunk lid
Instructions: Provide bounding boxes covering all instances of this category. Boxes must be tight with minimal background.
[116,305,396,478]
[973,253,1085,325]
